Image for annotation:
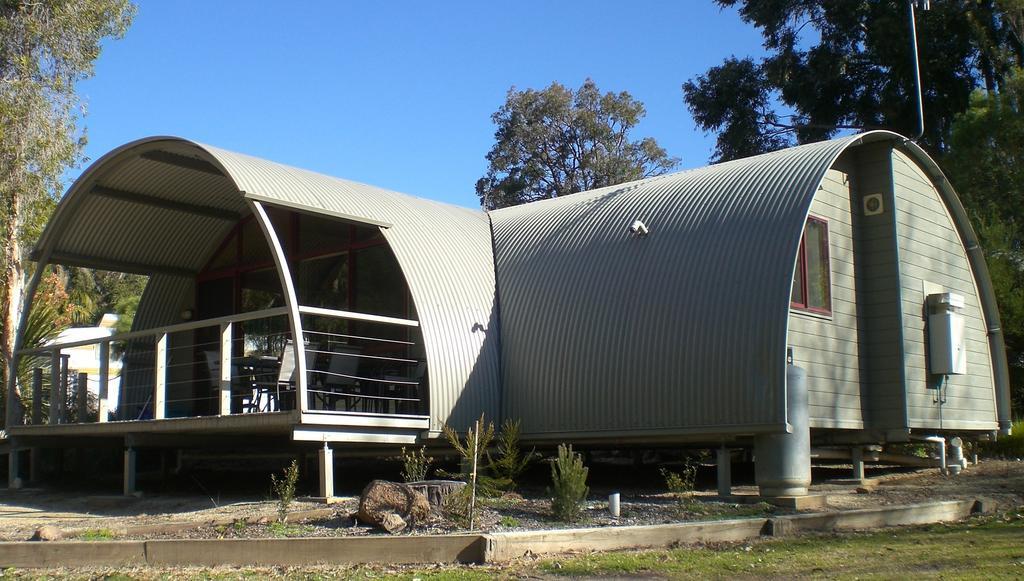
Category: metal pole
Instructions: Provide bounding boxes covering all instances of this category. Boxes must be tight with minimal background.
[907,0,926,141]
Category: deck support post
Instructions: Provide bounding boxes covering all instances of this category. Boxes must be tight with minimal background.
[318,442,334,499]
[98,341,110,422]
[154,333,167,420]
[716,445,732,497]
[123,445,137,496]
[219,322,232,415]
[29,448,39,483]
[7,445,22,489]
[851,446,865,481]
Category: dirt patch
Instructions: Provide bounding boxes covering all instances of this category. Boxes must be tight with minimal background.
[0,460,1019,541]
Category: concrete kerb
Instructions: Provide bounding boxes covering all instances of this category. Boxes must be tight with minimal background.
[0,499,992,568]
[765,499,980,536]
[481,517,766,562]
[144,535,488,567]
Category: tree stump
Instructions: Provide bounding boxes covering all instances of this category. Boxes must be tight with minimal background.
[406,480,467,508]
[355,480,430,533]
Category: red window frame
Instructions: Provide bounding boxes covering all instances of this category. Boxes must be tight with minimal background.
[790,215,832,316]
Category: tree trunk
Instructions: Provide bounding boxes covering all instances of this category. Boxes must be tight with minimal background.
[2,191,24,429]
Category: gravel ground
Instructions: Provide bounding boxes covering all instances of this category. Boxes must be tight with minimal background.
[0,459,1019,541]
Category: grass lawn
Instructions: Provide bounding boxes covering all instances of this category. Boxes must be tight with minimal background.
[531,514,1024,579]
[4,510,1023,579]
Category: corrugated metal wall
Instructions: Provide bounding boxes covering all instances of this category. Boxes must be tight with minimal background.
[489,136,870,439]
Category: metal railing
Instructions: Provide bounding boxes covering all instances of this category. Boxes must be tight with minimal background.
[298,305,425,416]
[14,305,426,424]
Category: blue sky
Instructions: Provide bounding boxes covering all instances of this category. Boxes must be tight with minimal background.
[76,1,766,209]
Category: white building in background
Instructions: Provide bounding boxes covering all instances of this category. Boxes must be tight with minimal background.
[52,313,122,413]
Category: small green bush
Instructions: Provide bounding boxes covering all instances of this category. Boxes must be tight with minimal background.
[487,418,536,491]
[267,521,311,538]
[660,459,698,511]
[549,444,589,522]
[441,484,473,527]
[399,445,434,482]
[982,419,1024,457]
[270,459,300,523]
[78,528,116,541]
[440,414,496,528]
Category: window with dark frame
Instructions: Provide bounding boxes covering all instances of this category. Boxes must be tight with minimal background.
[791,216,832,315]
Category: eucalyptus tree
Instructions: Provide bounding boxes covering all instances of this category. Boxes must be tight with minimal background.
[1,0,135,426]
[476,79,679,209]
[683,0,1024,161]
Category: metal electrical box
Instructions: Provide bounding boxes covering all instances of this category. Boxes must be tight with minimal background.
[927,292,966,375]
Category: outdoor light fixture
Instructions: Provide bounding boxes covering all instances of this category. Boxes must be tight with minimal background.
[180,309,194,321]
[629,220,650,237]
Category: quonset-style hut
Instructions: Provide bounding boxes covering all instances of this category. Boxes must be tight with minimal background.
[4,130,1012,496]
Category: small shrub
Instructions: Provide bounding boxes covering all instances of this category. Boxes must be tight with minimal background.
[549,444,589,522]
[982,419,1024,458]
[267,521,310,538]
[440,414,496,528]
[270,459,300,523]
[660,459,698,511]
[487,418,536,491]
[499,515,520,528]
[399,446,434,482]
[441,484,473,527]
[78,528,116,541]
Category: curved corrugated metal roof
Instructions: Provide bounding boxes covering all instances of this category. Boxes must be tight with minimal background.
[34,137,500,430]
[489,130,1010,439]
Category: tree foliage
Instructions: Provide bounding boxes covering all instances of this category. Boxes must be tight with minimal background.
[476,79,679,209]
[945,69,1024,412]
[684,0,1024,161]
[1,0,135,426]
[685,1,1024,416]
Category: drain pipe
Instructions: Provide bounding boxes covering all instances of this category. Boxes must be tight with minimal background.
[910,434,946,474]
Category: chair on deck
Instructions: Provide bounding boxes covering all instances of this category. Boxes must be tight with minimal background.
[254,340,315,411]
[203,350,254,413]
[383,361,426,414]
[318,344,362,411]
